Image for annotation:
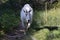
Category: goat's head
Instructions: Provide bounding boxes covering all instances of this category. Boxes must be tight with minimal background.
[23,4,32,24]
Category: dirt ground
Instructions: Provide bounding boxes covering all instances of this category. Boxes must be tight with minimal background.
[0,22,28,40]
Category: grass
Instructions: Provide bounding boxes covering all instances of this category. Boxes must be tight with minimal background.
[33,2,60,27]
[30,29,60,40]
[33,29,49,40]
[0,9,20,32]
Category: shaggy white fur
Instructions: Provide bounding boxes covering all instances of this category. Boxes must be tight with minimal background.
[20,4,33,29]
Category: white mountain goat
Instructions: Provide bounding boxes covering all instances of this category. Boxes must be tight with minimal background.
[20,4,33,31]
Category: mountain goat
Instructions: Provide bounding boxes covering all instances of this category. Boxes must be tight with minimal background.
[20,4,33,31]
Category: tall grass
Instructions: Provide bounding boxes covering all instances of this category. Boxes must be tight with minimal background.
[33,2,60,27]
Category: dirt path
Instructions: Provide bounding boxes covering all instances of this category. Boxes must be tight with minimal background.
[0,22,36,40]
[0,22,26,40]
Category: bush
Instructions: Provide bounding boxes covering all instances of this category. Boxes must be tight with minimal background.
[0,9,20,31]
[32,2,60,28]
[47,30,60,40]
[33,29,50,40]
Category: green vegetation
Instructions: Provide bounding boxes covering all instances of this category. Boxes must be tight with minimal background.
[31,29,60,40]
[0,0,60,40]
[0,9,20,31]
[33,2,60,28]
[33,29,49,40]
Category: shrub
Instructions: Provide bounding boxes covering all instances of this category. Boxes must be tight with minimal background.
[0,9,20,31]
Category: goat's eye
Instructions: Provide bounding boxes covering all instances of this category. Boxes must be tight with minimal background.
[29,10,31,12]
[23,10,25,12]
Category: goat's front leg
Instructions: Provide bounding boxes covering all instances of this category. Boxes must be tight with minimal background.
[22,21,25,28]
[20,20,27,34]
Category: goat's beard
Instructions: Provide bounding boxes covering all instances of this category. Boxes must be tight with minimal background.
[24,21,31,30]
[27,23,30,29]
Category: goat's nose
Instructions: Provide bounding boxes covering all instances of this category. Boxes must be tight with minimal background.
[28,20,30,23]
[27,20,30,25]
